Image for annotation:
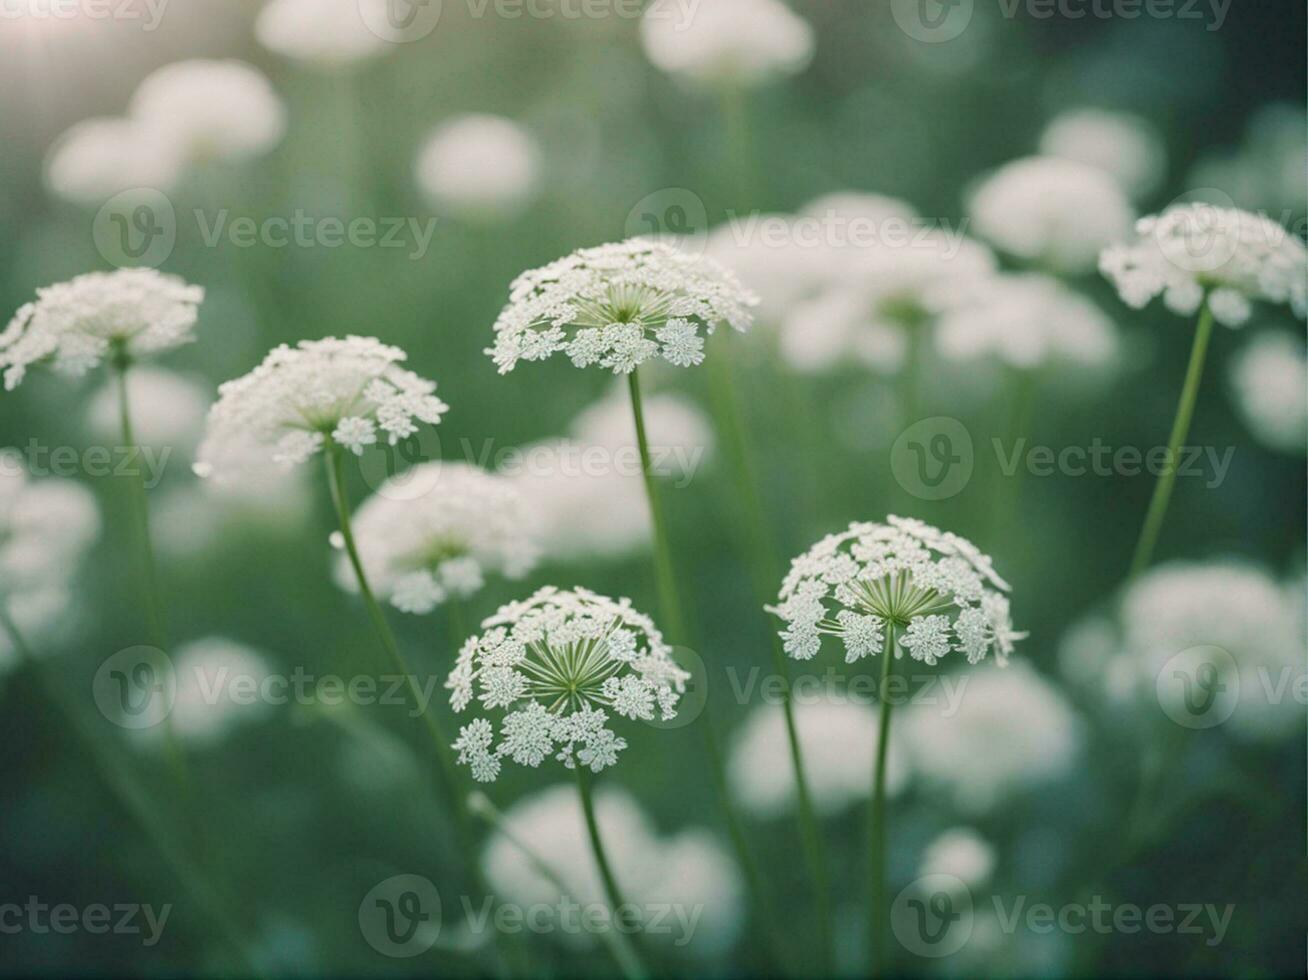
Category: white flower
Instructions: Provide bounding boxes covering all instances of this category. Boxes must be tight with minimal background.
[446,587,688,781]
[414,114,541,221]
[0,454,100,597]
[918,827,997,889]
[480,784,744,953]
[129,60,285,165]
[767,517,1023,667]
[1228,330,1307,454]
[44,117,184,205]
[1,270,203,391]
[193,336,448,475]
[486,239,756,375]
[85,367,210,451]
[901,661,1082,814]
[703,216,832,326]
[255,0,390,68]
[934,274,1119,370]
[1039,109,1166,199]
[729,699,908,819]
[1099,204,1308,327]
[332,462,538,614]
[640,0,814,89]
[146,637,274,747]
[969,156,1135,274]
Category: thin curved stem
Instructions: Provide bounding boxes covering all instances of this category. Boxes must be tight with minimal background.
[869,627,899,976]
[1128,303,1216,580]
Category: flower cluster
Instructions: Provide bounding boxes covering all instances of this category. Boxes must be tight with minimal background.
[1,270,204,390]
[640,0,815,89]
[447,586,689,781]
[1228,330,1307,454]
[486,239,757,375]
[1100,204,1308,327]
[767,517,1023,667]
[335,462,538,614]
[414,114,541,221]
[193,336,448,475]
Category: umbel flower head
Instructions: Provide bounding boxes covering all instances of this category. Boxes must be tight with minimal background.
[1099,203,1308,327]
[1,269,203,390]
[766,517,1024,667]
[193,336,448,475]
[486,238,757,375]
[447,586,690,782]
[333,461,538,614]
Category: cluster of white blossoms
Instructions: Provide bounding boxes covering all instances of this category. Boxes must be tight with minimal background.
[193,336,448,474]
[447,587,689,782]
[256,0,408,69]
[1038,108,1167,201]
[639,0,814,89]
[767,517,1023,668]
[486,239,757,375]
[85,367,210,451]
[1227,331,1307,454]
[1099,204,1308,327]
[414,114,542,222]
[0,270,204,391]
[142,637,275,748]
[334,462,538,614]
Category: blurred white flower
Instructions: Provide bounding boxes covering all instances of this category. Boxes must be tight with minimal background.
[151,637,274,747]
[702,216,831,326]
[767,517,1022,667]
[447,586,688,782]
[918,827,997,888]
[414,114,541,222]
[487,239,756,375]
[44,117,184,205]
[969,156,1135,274]
[1228,330,1307,454]
[255,0,390,69]
[1189,103,1307,217]
[85,366,210,451]
[1039,109,1166,200]
[332,462,537,614]
[1,269,203,390]
[151,469,313,562]
[0,454,100,597]
[640,0,814,89]
[901,661,1082,815]
[570,386,715,477]
[193,336,448,475]
[1099,204,1308,327]
[129,60,286,166]
[934,274,1119,371]
[729,699,907,818]
[481,784,743,953]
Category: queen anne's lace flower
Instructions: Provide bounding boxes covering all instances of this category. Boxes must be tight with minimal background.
[1038,109,1166,200]
[1227,330,1307,454]
[766,517,1023,667]
[447,586,689,781]
[1099,204,1308,327]
[486,239,756,375]
[640,0,814,89]
[1,270,203,391]
[193,336,448,475]
[256,0,391,68]
[333,462,538,614]
[414,114,541,221]
[85,367,210,450]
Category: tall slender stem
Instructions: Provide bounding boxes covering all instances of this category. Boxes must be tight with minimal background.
[1128,303,1216,580]
[573,766,649,973]
[869,626,899,975]
[705,345,835,972]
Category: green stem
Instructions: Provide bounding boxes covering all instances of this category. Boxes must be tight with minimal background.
[719,84,756,206]
[869,626,899,975]
[1128,303,1216,580]
[990,365,1040,545]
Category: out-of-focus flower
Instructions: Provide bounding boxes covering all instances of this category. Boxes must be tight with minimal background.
[1039,109,1167,200]
[193,336,448,475]
[1099,204,1308,327]
[331,462,537,615]
[728,699,907,818]
[480,784,743,953]
[255,0,390,69]
[640,0,814,89]
[44,117,184,205]
[1189,103,1307,217]
[1,270,204,391]
[1228,330,1307,453]
[934,274,1119,371]
[767,517,1023,667]
[901,662,1082,815]
[703,216,831,326]
[918,827,997,888]
[447,586,688,782]
[150,637,274,746]
[569,385,714,472]
[85,367,210,451]
[969,156,1135,274]
[487,239,756,375]
[1060,561,1306,742]
[414,114,541,222]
